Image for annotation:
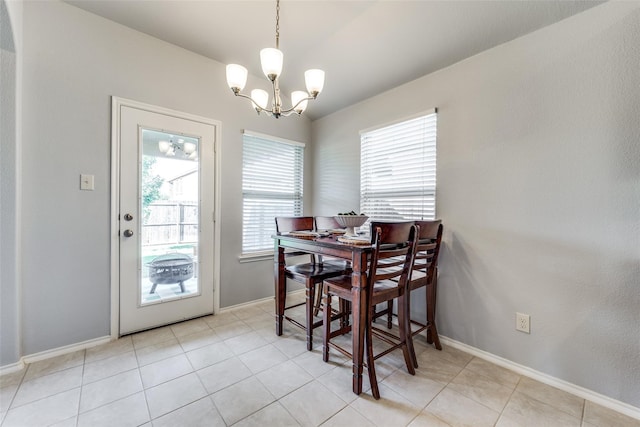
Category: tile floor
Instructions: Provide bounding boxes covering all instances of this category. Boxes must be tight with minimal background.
[1,294,639,427]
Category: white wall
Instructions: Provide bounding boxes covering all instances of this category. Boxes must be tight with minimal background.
[311,2,640,409]
[15,0,311,357]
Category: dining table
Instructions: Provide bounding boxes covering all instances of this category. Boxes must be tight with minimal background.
[273,232,373,396]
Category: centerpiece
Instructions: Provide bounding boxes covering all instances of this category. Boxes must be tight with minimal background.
[334,212,368,237]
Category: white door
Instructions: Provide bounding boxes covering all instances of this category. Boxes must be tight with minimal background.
[116,101,216,335]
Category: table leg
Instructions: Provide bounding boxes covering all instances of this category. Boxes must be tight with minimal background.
[274,243,286,336]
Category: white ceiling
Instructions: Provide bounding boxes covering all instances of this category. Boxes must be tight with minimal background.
[64,0,602,120]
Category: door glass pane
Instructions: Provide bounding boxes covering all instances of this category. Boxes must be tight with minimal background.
[140,129,199,306]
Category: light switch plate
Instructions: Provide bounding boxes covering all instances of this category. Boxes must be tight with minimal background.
[80,174,94,191]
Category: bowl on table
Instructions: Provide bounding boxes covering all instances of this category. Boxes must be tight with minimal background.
[334,215,368,237]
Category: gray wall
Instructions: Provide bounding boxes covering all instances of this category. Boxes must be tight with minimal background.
[311,2,640,408]
[0,0,22,366]
[14,0,310,357]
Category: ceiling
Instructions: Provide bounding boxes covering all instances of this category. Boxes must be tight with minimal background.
[64,0,602,120]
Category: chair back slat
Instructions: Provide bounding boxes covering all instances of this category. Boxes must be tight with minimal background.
[368,222,419,289]
[411,220,443,284]
[275,216,314,233]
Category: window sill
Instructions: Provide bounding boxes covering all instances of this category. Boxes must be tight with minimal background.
[238,251,274,263]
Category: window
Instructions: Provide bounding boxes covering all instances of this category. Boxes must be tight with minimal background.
[360,110,437,222]
[242,131,304,254]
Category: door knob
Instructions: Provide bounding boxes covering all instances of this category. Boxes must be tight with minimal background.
[124,213,133,221]
[123,229,134,237]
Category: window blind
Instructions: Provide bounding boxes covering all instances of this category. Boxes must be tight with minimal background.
[242,132,304,254]
[360,111,437,222]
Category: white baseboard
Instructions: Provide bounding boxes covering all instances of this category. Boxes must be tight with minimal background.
[218,288,304,313]
[0,335,113,375]
[440,336,640,421]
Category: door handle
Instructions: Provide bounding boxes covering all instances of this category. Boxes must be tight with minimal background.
[124,213,133,221]
[123,229,134,237]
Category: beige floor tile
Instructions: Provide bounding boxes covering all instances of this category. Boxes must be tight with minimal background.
[196,356,253,394]
[234,401,301,427]
[145,372,207,419]
[169,318,212,337]
[464,357,521,388]
[382,367,444,408]
[82,351,138,385]
[427,387,500,427]
[239,343,288,374]
[152,396,226,427]
[186,342,233,370]
[448,368,514,412]
[212,320,253,340]
[322,405,376,427]
[202,311,240,328]
[272,333,310,359]
[583,400,640,427]
[139,353,193,388]
[280,380,347,426]
[131,326,175,350]
[0,370,24,414]
[77,391,149,427]
[317,362,373,404]
[351,383,423,427]
[292,348,346,378]
[407,409,452,427]
[24,350,85,381]
[2,388,81,427]
[225,330,270,355]
[516,376,584,419]
[211,376,276,425]
[243,311,276,330]
[496,389,581,427]
[135,337,183,367]
[185,340,234,370]
[12,365,83,408]
[177,328,221,352]
[79,369,142,413]
[231,304,268,321]
[85,336,133,364]
[414,351,466,385]
[256,359,314,399]
[50,415,78,427]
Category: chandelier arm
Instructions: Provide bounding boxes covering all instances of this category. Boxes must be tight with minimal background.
[232,91,267,113]
[280,94,317,115]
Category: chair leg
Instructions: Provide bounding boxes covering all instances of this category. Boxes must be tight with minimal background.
[322,287,332,362]
[313,281,323,316]
[386,300,393,329]
[305,280,315,351]
[398,294,416,375]
[365,314,380,399]
[427,276,442,351]
[406,289,418,368]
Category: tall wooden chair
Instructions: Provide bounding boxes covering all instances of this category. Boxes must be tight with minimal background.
[322,221,418,399]
[372,220,444,365]
[275,216,350,350]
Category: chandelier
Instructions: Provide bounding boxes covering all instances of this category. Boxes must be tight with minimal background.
[158,138,198,160]
[225,0,325,119]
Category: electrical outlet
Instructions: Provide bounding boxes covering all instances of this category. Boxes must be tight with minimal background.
[516,312,530,334]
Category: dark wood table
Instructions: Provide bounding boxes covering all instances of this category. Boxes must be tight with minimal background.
[273,233,373,395]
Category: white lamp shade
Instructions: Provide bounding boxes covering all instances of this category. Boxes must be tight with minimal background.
[251,89,269,110]
[260,48,283,80]
[291,91,308,114]
[305,69,325,96]
[158,140,171,153]
[226,64,248,91]
[183,141,197,154]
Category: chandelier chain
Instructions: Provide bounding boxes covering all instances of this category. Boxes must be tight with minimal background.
[275,0,280,49]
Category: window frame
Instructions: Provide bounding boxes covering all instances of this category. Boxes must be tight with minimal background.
[240,130,305,259]
[360,109,437,224]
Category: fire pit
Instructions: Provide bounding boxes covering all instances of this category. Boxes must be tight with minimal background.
[147,253,194,294]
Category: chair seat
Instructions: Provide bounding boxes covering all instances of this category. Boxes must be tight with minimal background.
[285,260,350,282]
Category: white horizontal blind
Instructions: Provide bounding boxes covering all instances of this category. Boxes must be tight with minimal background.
[242,132,304,254]
[360,112,437,222]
